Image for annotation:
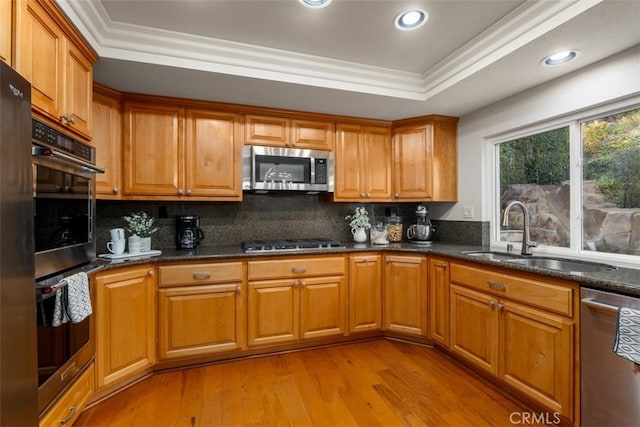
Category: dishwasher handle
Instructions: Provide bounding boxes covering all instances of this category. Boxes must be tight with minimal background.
[581,297,620,314]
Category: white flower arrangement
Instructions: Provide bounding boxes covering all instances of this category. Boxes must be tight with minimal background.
[122,212,158,238]
[345,207,371,230]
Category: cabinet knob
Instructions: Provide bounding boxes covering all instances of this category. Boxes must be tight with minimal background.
[113,187,119,194]
[178,189,184,195]
[59,113,76,125]
[360,193,366,198]
[394,193,399,198]
[236,286,242,293]
[186,189,192,195]
[366,193,371,198]
[148,269,154,276]
[439,263,447,268]
[488,300,496,308]
[498,303,504,311]
[300,280,307,287]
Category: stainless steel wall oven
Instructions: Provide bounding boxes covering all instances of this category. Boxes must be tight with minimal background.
[32,119,103,414]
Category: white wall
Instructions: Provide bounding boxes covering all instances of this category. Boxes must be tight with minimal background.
[438,45,640,221]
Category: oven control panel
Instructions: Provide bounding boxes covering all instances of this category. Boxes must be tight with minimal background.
[32,119,94,163]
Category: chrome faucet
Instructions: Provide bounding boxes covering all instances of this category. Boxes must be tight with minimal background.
[502,201,537,255]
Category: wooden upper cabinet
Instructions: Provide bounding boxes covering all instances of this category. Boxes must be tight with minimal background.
[93,85,122,199]
[185,109,242,199]
[123,102,184,197]
[334,124,391,202]
[392,116,458,202]
[245,114,289,147]
[291,119,334,150]
[245,114,334,150]
[0,0,13,65]
[19,0,96,140]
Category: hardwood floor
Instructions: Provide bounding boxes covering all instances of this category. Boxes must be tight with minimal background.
[75,339,534,426]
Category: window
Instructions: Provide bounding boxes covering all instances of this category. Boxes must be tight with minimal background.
[493,105,640,261]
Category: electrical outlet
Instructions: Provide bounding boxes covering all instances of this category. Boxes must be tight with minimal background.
[463,206,474,219]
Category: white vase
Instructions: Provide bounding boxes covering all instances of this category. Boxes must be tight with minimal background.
[352,227,367,243]
[128,235,142,254]
[140,237,152,252]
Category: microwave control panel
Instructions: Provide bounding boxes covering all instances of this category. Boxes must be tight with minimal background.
[315,158,327,184]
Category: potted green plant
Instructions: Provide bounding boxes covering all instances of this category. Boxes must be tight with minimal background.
[345,207,370,243]
[123,212,158,252]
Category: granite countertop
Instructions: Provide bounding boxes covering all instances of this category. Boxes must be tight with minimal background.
[95,242,640,298]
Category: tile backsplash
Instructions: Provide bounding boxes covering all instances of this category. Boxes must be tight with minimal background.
[96,194,488,251]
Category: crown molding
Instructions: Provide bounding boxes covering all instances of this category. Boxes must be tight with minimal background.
[56,0,601,101]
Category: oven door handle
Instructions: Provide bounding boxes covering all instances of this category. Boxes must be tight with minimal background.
[33,146,105,174]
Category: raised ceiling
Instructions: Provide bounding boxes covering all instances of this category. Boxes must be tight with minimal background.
[57,0,640,120]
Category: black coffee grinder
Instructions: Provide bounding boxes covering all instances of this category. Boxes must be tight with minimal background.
[176,215,205,250]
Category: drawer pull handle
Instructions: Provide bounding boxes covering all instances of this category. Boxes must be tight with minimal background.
[193,272,211,280]
[487,281,506,291]
[291,267,307,273]
[60,405,77,425]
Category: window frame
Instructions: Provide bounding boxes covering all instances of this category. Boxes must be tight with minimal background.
[486,95,640,269]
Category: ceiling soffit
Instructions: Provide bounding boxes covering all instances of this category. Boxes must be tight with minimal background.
[57,0,602,102]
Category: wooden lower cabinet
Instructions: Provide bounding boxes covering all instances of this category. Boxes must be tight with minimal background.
[348,254,382,333]
[248,275,347,346]
[94,265,157,389]
[383,254,427,336]
[428,256,450,347]
[39,362,95,426]
[247,256,347,347]
[157,262,245,360]
[449,263,576,422]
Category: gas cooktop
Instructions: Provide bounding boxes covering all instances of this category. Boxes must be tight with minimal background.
[241,238,345,253]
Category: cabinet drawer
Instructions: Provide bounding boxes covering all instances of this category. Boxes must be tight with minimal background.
[451,263,573,316]
[40,362,95,426]
[248,256,345,280]
[159,262,242,287]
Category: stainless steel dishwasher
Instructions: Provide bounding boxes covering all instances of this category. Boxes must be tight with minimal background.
[581,287,640,426]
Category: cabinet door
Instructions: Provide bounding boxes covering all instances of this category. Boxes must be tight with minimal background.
[363,126,392,200]
[123,102,184,196]
[348,254,382,333]
[383,255,427,336]
[299,276,347,340]
[291,119,334,150]
[244,114,289,147]
[20,0,63,120]
[185,109,242,199]
[449,284,498,375]
[248,280,298,347]
[393,124,433,200]
[428,257,450,347]
[93,86,121,199]
[500,300,574,420]
[334,124,364,200]
[159,283,244,360]
[64,41,93,139]
[0,0,12,65]
[95,266,156,389]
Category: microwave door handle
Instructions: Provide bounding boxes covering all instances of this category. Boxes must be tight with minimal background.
[310,157,315,184]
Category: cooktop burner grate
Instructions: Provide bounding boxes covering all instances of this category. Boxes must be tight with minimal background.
[241,238,345,253]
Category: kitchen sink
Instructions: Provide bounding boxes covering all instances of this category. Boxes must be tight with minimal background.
[462,251,519,260]
[504,257,617,273]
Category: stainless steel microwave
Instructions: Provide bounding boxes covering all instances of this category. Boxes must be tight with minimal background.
[242,146,334,193]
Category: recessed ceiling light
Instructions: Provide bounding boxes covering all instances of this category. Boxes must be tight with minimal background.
[394,9,428,31]
[298,0,333,9]
[541,50,579,66]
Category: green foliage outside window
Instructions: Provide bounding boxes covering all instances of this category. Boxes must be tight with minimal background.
[583,108,640,208]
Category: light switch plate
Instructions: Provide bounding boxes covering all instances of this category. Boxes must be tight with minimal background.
[463,206,474,219]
